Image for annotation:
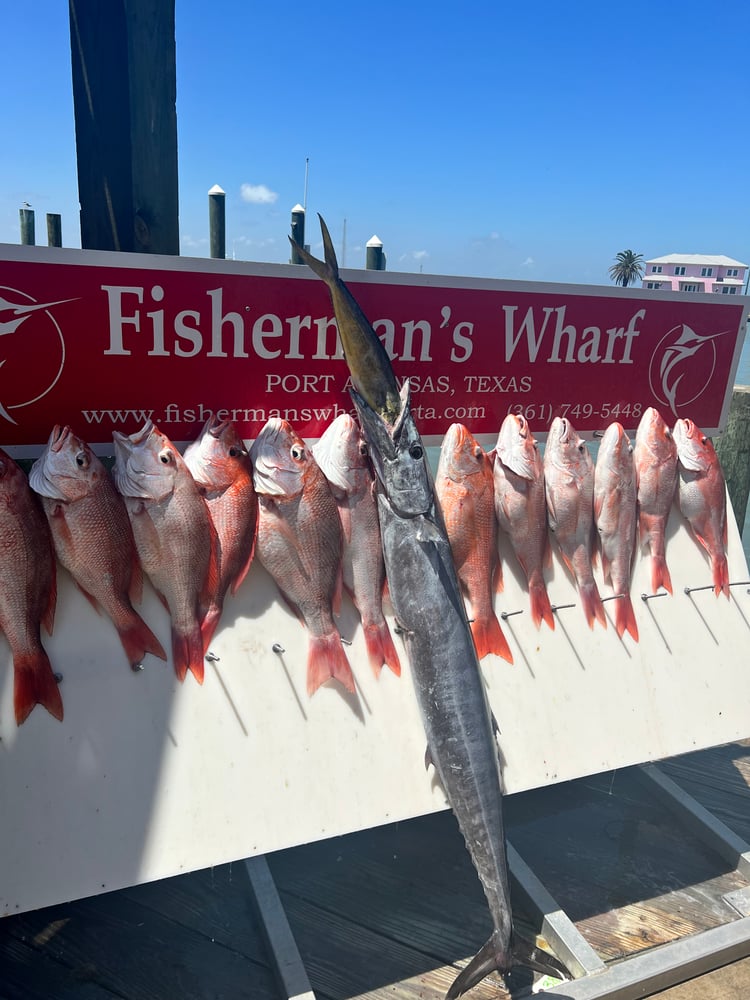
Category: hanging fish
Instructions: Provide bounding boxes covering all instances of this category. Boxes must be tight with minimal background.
[493,414,554,631]
[544,417,606,629]
[593,422,639,640]
[292,215,565,997]
[313,413,400,678]
[251,418,356,697]
[184,416,258,645]
[112,421,218,684]
[435,423,512,662]
[29,425,167,670]
[634,407,678,595]
[0,448,62,724]
[673,418,729,598]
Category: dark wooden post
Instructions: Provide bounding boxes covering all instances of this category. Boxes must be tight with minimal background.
[69,0,179,254]
[208,185,226,259]
[19,208,35,245]
[366,235,385,271]
[716,385,750,533]
[47,214,63,247]
[289,204,305,264]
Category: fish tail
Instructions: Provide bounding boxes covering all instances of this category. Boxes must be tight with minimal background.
[289,216,338,286]
[614,593,640,642]
[579,580,607,630]
[362,621,402,678]
[712,553,730,598]
[529,579,555,631]
[171,625,205,685]
[307,632,356,696]
[117,613,167,669]
[447,928,567,998]
[446,930,511,999]
[470,613,513,664]
[14,649,64,725]
[650,554,673,595]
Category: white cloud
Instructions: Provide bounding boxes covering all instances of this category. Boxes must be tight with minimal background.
[521,256,535,267]
[399,250,429,262]
[240,183,278,205]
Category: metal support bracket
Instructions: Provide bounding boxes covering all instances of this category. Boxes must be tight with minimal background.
[244,854,317,1000]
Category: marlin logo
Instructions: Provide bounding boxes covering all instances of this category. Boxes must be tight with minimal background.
[649,324,728,417]
[0,289,77,424]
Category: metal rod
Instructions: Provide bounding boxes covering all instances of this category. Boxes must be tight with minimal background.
[685,580,750,594]
[601,594,626,603]
[551,602,577,612]
[640,590,669,601]
[501,609,525,620]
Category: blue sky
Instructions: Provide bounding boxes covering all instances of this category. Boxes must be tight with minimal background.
[2,1,748,284]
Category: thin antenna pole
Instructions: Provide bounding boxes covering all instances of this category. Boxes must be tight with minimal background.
[342,218,347,268]
[303,158,309,214]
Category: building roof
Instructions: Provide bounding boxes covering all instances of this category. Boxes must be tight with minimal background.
[646,253,748,268]
[713,278,744,286]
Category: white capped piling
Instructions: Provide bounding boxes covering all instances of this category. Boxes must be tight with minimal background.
[47,214,62,247]
[208,184,226,259]
[19,207,35,245]
[366,235,385,271]
[290,204,305,264]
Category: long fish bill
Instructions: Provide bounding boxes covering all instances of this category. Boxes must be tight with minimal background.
[290,214,402,424]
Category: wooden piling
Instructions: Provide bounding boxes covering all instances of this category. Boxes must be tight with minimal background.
[47,214,62,247]
[19,208,35,245]
[716,385,750,533]
[208,185,226,259]
[289,204,305,264]
[366,235,385,270]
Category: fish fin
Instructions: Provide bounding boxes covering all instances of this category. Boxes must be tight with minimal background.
[229,532,257,596]
[446,930,511,999]
[424,745,434,770]
[200,601,223,652]
[579,581,607,629]
[471,614,513,664]
[42,564,57,636]
[614,594,639,642]
[14,650,64,724]
[306,632,355,696]
[713,553,730,599]
[650,554,673,595]
[117,614,168,667]
[446,929,568,999]
[492,558,504,595]
[289,219,338,284]
[362,621,401,678]
[75,582,103,616]
[510,930,568,980]
[171,625,205,684]
[128,554,144,605]
[529,579,555,631]
[201,515,221,618]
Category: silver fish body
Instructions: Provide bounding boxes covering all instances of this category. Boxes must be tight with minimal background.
[299,216,565,997]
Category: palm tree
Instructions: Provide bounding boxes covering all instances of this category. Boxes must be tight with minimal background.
[609,250,644,288]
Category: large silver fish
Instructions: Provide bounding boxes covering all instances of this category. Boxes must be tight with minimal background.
[293,217,565,997]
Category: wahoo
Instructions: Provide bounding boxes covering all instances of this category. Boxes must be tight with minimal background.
[294,217,565,997]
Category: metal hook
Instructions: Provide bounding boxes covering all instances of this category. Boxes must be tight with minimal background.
[641,591,669,602]
[272,643,285,654]
[500,609,524,620]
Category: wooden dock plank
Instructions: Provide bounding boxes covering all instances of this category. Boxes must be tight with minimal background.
[119,862,270,964]
[0,887,278,1000]
[0,926,119,1000]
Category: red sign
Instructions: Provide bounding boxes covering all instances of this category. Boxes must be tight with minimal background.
[1,244,747,455]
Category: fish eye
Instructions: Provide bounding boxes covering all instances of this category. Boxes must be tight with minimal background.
[701,436,708,445]
[473,446,483,460]
[159,449,172,464]
[290,444,305,461]
[228,446,241,458]
[409,444,423,461]
[578,442,586,453]
[75,451,88,469]
[359,442,368,457]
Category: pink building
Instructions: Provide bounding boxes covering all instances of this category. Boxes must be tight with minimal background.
[642,254,747,294]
